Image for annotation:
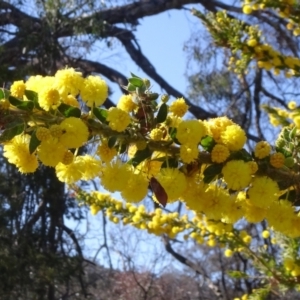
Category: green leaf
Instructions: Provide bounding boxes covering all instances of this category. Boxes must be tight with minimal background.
[126,83,136,92]
[289,126,297,139]
[161,157,178,169]
[169,128,181,145]
[0,122,25,142]
[58,103,81,118]
[130,73,141,79]
[229,149,252,162]
[0,88,10,100]
[25,90,41,109]
[203,164,222,184]
[8,95,23,106]
[201,135,215,152]
[128,77,144,88]
[29,131,41,154]
[127,147,152,167]
[17,100,34,111]
[147,93,159,101]
[93,107,108,123]
[156,103,168,123]
[108,136,117,148]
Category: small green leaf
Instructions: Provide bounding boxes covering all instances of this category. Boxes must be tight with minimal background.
[128,77,144,88]
[127,147,152,167]
[130,73,141,79]
[156,103,168,123]
[229,149,252,162]
[25,90,41,109]
[29,131,41,154]
[147,93,159,101]
[0,88,10,100]
[108,136,117,148]
[201,136,216,152]
[127,83,136,92]
[0,123,25,142]
[58,103,81,118]
[161,157,178,169]
[93,107,108,123]
[8,95,23,106]
[17,100,34,111]
[289,126,297,139]
[203,164,222,184]
[169,128,181,145]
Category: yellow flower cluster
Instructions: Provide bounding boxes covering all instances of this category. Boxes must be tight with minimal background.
[3,68,300,242]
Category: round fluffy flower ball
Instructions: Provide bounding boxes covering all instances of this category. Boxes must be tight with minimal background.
[55,158,84,184]
[107,107,131,132]
[3,134,38,173]
[211,144,230,163]
[54,68,83,99]
[270,152,285,168]
[10,80,26,99]
[38,87,60,111]
[169,97,189,117]
[59,117,89,148]
[180,144,199,164]
[221,124,246,151]
[176,120,206,145]
[222,160,252,190]
[81,75,108,107]
[254,141,271,159]
[38,138,66,167]
[117,94,137,112]
[248,176,279,208]
[121,172,149,202]
[155,168,187,202]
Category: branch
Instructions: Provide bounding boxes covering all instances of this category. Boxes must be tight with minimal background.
[162,235,223,299]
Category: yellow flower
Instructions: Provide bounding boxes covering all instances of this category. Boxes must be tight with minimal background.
[38,87,60,111]
[155,168,187,202]
[38,138,66,167]
[262,230,270,239]
[270,152,285,168]
[121,172,149,202]
[266,200,295,233]
[97,140,117,163]
[180,144,199,164]
[62,150,74,165]
[149,128,164,141]
[50,124,63,139]
[80,75,108,107]
[59,117,89,148]
[54,68,83,99]
[3,134,38,173]
[247,39,257,47]
[222,160,252,190]
[10,80,26,99]
[100,160,131,192]
[244,200,267,223]
[36,127,51,142]
[176,120,206,145]
[248,176,279,208]
[117,94,137,112]
[224,249,233,257]
[63,95,80,108]
[254,141,271,159]
[169,97,189,117]
[76,155,102,180]
[247,161,258,174]
[288,101,297,110]
[221,124,247,151]
[206,117,233,143]
[243,5,252,14]
[55,158,84,184]
[211,144,230,163]
[107,107,131,132]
